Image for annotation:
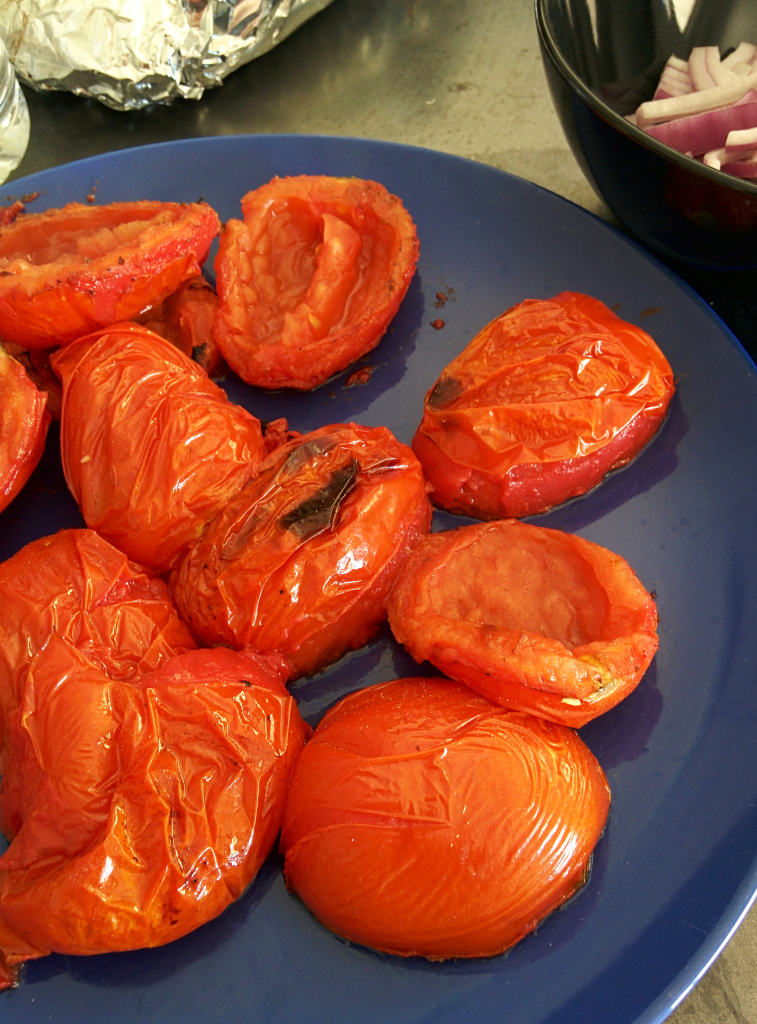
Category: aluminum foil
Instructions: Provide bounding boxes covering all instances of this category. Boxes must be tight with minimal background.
[0,0,335,111]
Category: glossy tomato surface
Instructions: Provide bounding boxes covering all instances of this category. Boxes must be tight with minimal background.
[0,201,219,350]
[282,677,610,958]
[0,643,308,978]
[387,520,659,728]
[0,346,50,515]
[52,323,266,572]
[138,276,226,378]
[0,528,195,754]
[413,292,675,519]
[171,422,431,678]
[214,175,419,390]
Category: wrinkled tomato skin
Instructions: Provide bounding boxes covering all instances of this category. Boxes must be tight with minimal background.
[387,520,659,728]
[0,201,220,350]
[413,292,675,519]
[0,529,196,758]
[281,677,610,959]
[213,176,419,390]
[138,275,227,378]
[0,345,50,514]
[52,322,267,572]
[170,423,432,679]
[0,641,308,961]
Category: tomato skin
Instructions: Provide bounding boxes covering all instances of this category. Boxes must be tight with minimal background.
[0,344,50,514]
[281,677,610,959]
[0,528,196,758]
[213,176,419,390]
[138,275,227,378]
[413,292,675,519]
[0,640,308,959]
[170,423,432,678]
[387,520,658,728]
[52,322,267,572]
[0,201,220,350]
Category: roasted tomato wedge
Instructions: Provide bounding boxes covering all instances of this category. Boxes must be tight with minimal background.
[0,200,220,349]
[387,520,659,728]
[1,342,61,420]
[0,528,196,754]
[170,423,432,679]
[137,275,227,378]
[413,292,675,519]
[0,640,307,976]
[213,176,419,390]
[52,322,267,573]
[281,677,610,959]
[0,344,50,514]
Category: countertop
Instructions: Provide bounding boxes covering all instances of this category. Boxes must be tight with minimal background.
[6,1,757,1021]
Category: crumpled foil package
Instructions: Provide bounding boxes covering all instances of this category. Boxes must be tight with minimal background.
[0,0,334,110]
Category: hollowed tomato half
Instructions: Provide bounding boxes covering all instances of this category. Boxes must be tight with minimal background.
[387,519,659,728]
[0,344,50,515]
[413,292,675,519]
[0,641,308,984]
[0,200,220,349]
[170,423,432,679]
[281,677,610,959]
[51,322,266,573]
[213,176,419,390]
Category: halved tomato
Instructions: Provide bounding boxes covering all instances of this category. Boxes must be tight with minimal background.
[0,201,220,349]
[281,677,610,958]
[0,344,50,514]
[137,275,227,378]
[0,640,307,977]
[413,292,675,519]
[51,322,267,572]
[170,423,431,678]
[213,176,419,390]
[387,519,659,727]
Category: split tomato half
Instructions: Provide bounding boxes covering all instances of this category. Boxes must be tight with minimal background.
[213,176,419,390]
[0,200,219,349]
[413,292,675,519]
[281,677,610,959]
[171,423,431,678]
[387,520,659,728]
[0,345,50,515]
[0,642,308,985]
[52,322,267,572]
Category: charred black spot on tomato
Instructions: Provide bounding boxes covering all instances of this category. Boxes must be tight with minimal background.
[427,375,463,409]
[279,459,359,540]
[191,343,207,363]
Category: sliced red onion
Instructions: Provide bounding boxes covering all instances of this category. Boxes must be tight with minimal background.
[636,72,757,127]
[721,42,757,71]
[722,155,757,177]
[725,125,757,153]
[642,97,757,155]
[703,147,728,169]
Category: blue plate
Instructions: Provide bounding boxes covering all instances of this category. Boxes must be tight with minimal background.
[1,135,756,1024]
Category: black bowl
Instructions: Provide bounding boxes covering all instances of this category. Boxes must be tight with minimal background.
[536,0,757,269]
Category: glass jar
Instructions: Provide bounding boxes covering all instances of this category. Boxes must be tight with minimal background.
[0,35,29,185]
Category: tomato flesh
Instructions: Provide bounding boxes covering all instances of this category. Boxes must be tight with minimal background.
[213,176,419,390]
[170,422,432,678]
[413,292,675,519]
[387,520,659,727]
[0,201,220,349]
[281,677,610,958]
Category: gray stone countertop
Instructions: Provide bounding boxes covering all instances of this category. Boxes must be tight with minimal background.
[8,1,756,1021]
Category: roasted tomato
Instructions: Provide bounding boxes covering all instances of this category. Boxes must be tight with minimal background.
[281,677,610,959]
[387,520,659,728]
[213,176,419,390]
[1,342,61,420]
[0,200,220,350]
[137,275,227,378]
[413,292,675,519]
[170,423,432,679]
[0,640,308,980]
[0,528,196,755]
[52,322,267,573]
[0,344,50,514]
